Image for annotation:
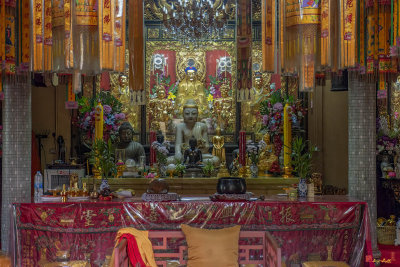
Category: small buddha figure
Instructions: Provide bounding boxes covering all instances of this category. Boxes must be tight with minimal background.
[257,133,278,176]
[149,84,174,130]
[213,81,233,130]
[170,99,219,166]
[117,122,145,163]
[183,136,203,168]
[176,66,208,116]
[212,126,226,163]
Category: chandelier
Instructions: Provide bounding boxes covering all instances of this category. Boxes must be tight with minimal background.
[161,0,229,44]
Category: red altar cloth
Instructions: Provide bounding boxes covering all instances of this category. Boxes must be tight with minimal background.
[11,196,372,267]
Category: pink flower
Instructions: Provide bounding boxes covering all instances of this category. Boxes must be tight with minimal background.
[115,113,126,120]
[395,112,399,120]
[103,105,112,114]
[262,115,269,125]
[146,173,155,179]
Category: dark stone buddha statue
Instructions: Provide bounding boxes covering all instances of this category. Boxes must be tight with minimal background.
[183,136,203,168]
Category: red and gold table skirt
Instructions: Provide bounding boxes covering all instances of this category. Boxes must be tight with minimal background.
[11,196,373,266]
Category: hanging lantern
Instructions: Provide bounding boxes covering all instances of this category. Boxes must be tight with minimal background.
[98,0,114,70]
[113,0,126,72]
[262,0,277,73]
[339,0,357,69]
[19,0,30,70]
[51,0,72,72]
[43,0,52,71]
[282,0,320,92]
[320,0,336,69]
[73,0,99,74]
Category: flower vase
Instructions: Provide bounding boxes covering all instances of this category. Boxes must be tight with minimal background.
[250,163,258,178]
[298,178,308,197]
[158,162,167,178]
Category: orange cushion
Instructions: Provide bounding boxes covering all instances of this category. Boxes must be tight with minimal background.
[181,224,241,267]
[302,261,350,267]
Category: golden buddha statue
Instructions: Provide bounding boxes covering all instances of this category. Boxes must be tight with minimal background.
[257,133,278,176]
[169,99,219,166]
[176,66,208,116]
[213,81,233,130]
[148,84,174,130]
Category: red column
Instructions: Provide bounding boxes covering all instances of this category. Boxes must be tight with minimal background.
[150,131,157,166]
[239,131,246,166]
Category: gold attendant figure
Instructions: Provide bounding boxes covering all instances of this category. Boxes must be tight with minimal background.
[257,133,278,176]
[148,84,174,131]
[212,80,233,131]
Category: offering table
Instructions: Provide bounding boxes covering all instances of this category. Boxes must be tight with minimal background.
[80,177,299,196]
[11,196,372,266]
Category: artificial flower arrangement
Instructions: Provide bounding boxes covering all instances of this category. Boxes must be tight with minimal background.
[151,140,170,165]
[377,115,400,155]
[246,140,260,165]
[259,90,306,156]
[76,92,126,143]
[151,73,179,101]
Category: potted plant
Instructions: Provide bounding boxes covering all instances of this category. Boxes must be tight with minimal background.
[175,163,186,178]
[202,161,215,177]
[87,139,117,196]
[291,137,317,197]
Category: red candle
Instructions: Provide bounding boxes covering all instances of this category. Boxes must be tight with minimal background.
[150,131,157,166]
[239,131,246,166]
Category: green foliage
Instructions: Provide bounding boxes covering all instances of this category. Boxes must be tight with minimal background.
[202,161,215,177]
[291,137,317,181]
[175,163,186,176]
[87,139,117,178]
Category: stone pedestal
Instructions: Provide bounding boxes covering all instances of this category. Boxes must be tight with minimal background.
[348,79,380,260]
[1,82,32,251]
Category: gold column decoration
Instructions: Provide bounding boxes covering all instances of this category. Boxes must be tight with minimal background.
[262,0,276,73]
[283,103,292,177]
[129,0,145,105]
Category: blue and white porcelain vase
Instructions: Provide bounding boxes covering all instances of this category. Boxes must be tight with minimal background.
[298,178,308,197]
[250,163,258,178]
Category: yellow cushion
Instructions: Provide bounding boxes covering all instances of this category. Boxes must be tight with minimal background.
[302,261,350,267]
[181,224,241,267]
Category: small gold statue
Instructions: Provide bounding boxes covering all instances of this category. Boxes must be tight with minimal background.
[212,127,230,177]
[148,84,174,130]
[257,133,278,176]
[213,81,233,131]
[82,183,89,196]
[60,184,68,202]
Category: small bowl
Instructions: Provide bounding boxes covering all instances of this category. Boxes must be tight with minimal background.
[217,177,247,194]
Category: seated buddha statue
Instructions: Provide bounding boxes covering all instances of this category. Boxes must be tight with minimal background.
[213,81,233,131]
[176,66,208,116]
[116,122,145,163]
[148,84,174,130]
[169,99,219,166]
[257,133,278,176]
[183,136,203,168]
